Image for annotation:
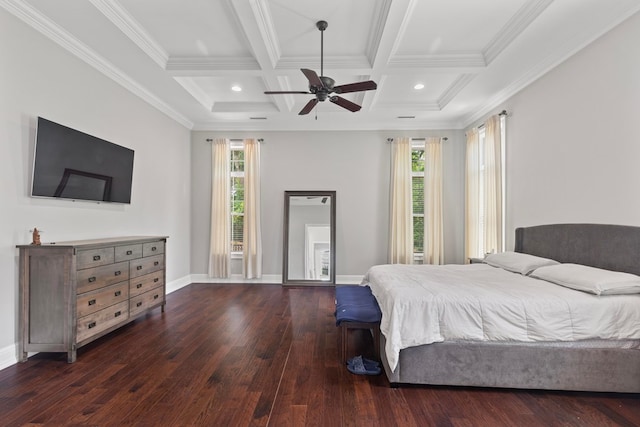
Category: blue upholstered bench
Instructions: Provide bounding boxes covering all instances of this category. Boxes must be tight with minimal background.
[335,285,382,363]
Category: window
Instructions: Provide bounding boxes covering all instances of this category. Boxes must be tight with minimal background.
[411,144,425,263]
[230,143,244,254]
[477,127,486,256]
[468,114,506,258]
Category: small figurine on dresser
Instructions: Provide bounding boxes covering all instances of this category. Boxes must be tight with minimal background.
[30,228,42,245]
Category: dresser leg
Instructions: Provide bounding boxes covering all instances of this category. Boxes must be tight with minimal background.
[67,350,77,363]
[19,351,28,363]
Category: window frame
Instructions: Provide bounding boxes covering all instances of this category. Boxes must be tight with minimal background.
[474,115,506,257]
[411,141,425,264]
[230,141,244,258]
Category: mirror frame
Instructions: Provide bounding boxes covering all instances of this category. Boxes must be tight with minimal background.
[282,190,336,286]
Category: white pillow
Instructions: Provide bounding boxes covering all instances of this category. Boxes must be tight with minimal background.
[530,263,640,295]
[483,251,559,275]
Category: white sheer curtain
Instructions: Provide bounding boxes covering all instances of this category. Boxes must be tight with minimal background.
[483,115,503,254]
[242,139,262,278]
[424,137,444,264]
[465,128,480,261]
[389,137,413,264]
[208,138,230,278]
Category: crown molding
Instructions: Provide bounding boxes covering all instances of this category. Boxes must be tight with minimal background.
[173,77,214,111]
[388,53,486,69]
[386,0,418,61]
[89,0,169,68]
[166,56,261,75]
[249,0,280,68]
[374,102,441,111]
[212,102,279,113]
[437,73,476,110]
[1,0,193,129]
[365,0,393,66]
[275,55,372,72]
[483,0,554,65]
[191,116,460,132]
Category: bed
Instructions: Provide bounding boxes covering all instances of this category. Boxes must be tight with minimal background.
[364,224,640,392]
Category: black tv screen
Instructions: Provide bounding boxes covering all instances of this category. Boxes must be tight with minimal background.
[31,117,134,204]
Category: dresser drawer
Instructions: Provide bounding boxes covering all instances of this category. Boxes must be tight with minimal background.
[143,241,165,257]
[114,244,142,262]
[76,261,130,294]
[130,254,164,279]
[77,282,129,318]
[130,288,164,317]
[77,247,115,269]
[76,301,129,343]
[130,270,164,297]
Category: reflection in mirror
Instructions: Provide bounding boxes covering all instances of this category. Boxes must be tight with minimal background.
[283,191,336,285]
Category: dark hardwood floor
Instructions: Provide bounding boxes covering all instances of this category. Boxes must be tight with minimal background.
[1,284,638,426]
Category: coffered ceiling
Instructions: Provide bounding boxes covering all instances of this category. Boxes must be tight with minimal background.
[4,0,639,130]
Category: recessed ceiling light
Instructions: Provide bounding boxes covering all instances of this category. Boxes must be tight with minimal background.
[414,83,425,90]
[231,85,242,92]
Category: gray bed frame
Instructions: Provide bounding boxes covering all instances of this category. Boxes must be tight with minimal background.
[380,224,640,392]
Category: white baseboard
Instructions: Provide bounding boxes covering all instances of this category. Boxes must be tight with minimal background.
[188,273,363,285]
[337,275,364,284]
[188,273,282,284]
[166,274,193,294]
[0,343,18,372]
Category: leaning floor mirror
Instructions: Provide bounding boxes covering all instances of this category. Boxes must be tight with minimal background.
[282,191,336,286]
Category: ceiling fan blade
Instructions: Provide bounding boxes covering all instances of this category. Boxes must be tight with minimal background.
[330,96,361,112]
[299,98,319,115]
[301,68,324,88]
[265,91,310,95]
[333,80,377,94]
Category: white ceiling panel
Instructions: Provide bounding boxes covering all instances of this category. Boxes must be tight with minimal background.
[397,0,528,55]
[4,0,639,130]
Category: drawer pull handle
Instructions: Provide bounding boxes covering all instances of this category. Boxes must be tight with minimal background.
[136,283,142,289]
[136,266,142,270]
[154,261,159,266]
[114,271,121,276]
[136,302,142,307]
[114,311,121,317]
[126,250,133,255]
[88,299,96,306]
[151,246,157,251]
[153,278,159,283]
[115,291,121,297]
[154,294,159,300]
[93,255,101,261]
[88,322,96,329]
[88,277,96,283]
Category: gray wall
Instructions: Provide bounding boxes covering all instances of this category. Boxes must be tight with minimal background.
[0,8,192,363]
[476,10,640,249]
[191,130,465,280]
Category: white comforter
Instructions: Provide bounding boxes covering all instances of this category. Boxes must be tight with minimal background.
[364,263,640,372]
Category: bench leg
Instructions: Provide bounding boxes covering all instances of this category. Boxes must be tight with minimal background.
[373,325,380,361]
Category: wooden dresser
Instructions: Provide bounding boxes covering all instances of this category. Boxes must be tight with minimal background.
[17,236,167,363]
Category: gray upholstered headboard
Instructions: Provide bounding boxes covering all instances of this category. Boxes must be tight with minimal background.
[515,223,640,276]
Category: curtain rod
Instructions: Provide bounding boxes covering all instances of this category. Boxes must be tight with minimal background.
[205,138,264,143]
[477,110,508,129]
[386,137,448,142]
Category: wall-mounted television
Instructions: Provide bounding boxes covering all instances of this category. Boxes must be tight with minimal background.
[31,117,135,204]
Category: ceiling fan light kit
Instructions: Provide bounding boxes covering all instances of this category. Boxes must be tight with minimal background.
[264,20,377,115]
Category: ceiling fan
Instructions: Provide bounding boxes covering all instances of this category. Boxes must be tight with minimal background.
[264,20,377,115]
